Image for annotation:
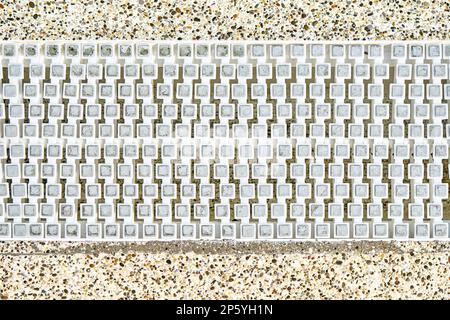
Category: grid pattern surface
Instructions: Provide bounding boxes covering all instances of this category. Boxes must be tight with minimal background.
[0,41,449,240]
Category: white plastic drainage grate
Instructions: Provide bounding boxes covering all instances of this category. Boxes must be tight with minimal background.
[0,41,449,240]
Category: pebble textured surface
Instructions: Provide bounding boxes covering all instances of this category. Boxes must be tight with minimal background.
[0,0,449,299]
[0,242,449,299]
[0,0,448,40]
